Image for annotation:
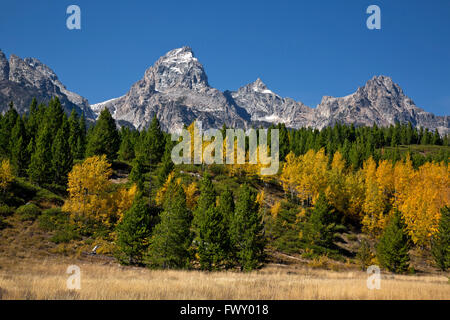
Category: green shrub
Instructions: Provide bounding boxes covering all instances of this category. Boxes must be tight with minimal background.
[17,203,41,221]
[38,208,67,231]
[0,204,13,217]
[50,226,81,244]
[356,238,373,270]
[33,189,64,205]
[208,164,226,176]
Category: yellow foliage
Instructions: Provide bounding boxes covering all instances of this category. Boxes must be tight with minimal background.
[256,190,265,206]
[279,150,449,243]
[63,155,136,227]
[326,151,348,214]
[394,161,449,245]
[115,184,138,223]
[344,170,365,220]
[270,201,282,218]
[155,171,176,206]
[0,159,13,191]
[183,181,199,210]
[295,149,329,205]
[280,152,300,198]
[361,157,389,236]
[280,149,329,206]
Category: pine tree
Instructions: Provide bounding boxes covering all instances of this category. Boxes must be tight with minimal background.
[196,206,228,270]
[129,156,145,192]
[432,129,442,145]
[52,117,73,185]
[349,143,362,169]
[28,125,53,185]
[216,188,235,261]
[10,116,29,176]
[271,202,303,254]
[137,115,165,164]
[0,102,18,156]
[194,173,216,220]
[86,108,120,161]
[421,128,430,145]
[431,206,450,271]
[192,174,229,270]
[118,128,135,161]
[278,123,290,161]
[391,123,401,147]
[230,184,265,271]
[303,192,336,250]
[156,137,174,187]
[116,195,153,265]
[376,210,410,273]
[217,188,235,229]
[145,182,192,269]
[68,109,82,159]
[45,97,65,134]
[77,112,87,159]
[26,98,40,139]
[193,174,216,257]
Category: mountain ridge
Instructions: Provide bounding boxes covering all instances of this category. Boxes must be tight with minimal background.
[0,49,95,120]
[92,46,448,134]
[1,47,448,134]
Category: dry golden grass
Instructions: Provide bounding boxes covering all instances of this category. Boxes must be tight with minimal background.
[0,258,448,300]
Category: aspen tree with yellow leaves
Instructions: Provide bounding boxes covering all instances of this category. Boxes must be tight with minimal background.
[280,152,300,200]
[325,151,348,214]
[270,201,282,219]
[394,161,449,246]
[63,155,137,228]
[183,181,199,211]
[0,159,13,192]
[361,158,390,236]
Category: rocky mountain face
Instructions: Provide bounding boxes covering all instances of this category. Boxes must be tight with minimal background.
[230,78,315,129]
[91,47,250,132]
[1,47,448,134]
[0,49,95,119]
[312,75,449,133]
[93,47,449,134]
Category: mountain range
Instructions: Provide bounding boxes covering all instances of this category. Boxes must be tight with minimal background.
[1,47,448,134]
[0,50,95,120]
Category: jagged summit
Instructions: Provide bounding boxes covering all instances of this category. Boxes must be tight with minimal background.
[246,78,276,95]
[0,51,95,119]
[144,46,209,92]
[91,47,247,132]
[313,74,448,132]
[160,46,198,64]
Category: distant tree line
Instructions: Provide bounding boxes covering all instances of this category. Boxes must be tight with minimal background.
[269,121,448,168]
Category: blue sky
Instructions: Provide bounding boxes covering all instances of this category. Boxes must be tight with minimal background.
[0,0,449,115]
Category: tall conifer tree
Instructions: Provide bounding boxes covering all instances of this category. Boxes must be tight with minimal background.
[86,108,120,161]
[230,184,265,271]
[145,182,192,269]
